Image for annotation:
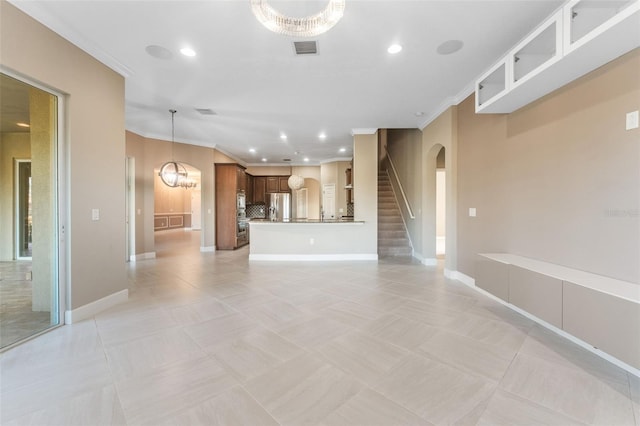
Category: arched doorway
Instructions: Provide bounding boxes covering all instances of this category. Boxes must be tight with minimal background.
[435,147,446,258]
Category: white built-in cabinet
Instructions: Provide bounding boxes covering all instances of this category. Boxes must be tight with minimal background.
[476,253,640,370]
[476,0,640,113]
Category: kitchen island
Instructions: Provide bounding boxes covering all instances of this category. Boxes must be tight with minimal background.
[249,219,378,261]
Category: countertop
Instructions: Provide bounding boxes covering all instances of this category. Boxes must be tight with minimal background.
[249,218,363,224]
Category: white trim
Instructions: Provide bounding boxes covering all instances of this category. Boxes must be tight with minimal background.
[444,269,476,287]
[64,289,128,324]
[200,246,216,253]
[453,272,640,378]
[249,253,378,261]
[129,252,156,261]
[419,256,437,266]
[7,1,133,77]
[350,128,378,135]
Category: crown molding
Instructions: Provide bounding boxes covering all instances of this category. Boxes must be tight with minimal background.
[8,0,134,77]
[350,128,378,135]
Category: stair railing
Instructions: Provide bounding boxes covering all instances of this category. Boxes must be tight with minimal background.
[384,150,415,219]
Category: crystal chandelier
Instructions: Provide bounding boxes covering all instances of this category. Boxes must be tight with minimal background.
[159,110,189,188]
[251,0,345,37]
[178,177,197,189]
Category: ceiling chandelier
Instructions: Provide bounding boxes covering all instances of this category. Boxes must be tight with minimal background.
[159,110,192,189]
[251,0,345,37]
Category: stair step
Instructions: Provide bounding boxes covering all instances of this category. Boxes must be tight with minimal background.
[379,230,407,238]
[378,238,411,247]
[378,246,413,256]
[377,172,412,259]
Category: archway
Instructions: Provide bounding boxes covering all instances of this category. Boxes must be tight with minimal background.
[422,143,446,265]
[153,162,202,255]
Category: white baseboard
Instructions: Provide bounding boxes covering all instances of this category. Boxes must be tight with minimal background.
[249,253,378,261]
[444,269,475,287]
[130,252,156,262]
[421,258,438,266]
[450,270,640,378]
[64,289,128,324]
[200,246,216,253]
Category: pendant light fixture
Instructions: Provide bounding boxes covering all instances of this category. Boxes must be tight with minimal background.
[159,109,188,188]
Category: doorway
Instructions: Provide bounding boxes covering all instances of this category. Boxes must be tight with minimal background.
[322,183,336,220]
[0,72,61,348]
[436,147,446,257]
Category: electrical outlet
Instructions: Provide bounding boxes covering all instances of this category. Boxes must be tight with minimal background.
[469,208,477,217]
[626,111,639,130]
[92,209,100,221]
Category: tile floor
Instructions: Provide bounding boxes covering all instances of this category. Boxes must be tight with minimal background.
[1,229,638,425]
[0,261,53,348]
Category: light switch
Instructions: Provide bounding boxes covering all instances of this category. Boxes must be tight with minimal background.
[626,111,639,130]
[137,209,141,215]
[469,208,477,217]
[92,208,100,221]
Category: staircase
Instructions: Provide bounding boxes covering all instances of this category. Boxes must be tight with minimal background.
[378,172,412,259]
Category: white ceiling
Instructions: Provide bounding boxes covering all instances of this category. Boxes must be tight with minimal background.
[7,0,564,165]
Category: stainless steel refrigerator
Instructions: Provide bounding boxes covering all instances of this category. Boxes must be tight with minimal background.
[268,193,291,221]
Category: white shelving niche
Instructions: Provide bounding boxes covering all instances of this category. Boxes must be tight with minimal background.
[475,60,509,112]
[511,10,563,88]
[476,0,640,114]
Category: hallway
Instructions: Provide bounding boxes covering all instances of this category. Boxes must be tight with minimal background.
[1,230,638,425]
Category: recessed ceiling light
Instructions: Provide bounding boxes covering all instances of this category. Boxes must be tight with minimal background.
[303,157,309,162]
[415,112,425,117]
[387,44,402,54]
[261,158,267,162]
[280,133,287,140]
[318,132,327,140]
[437,39,464,55]
[180,47,196,57]
[339,147,346,153]
[249,148,256,153]
[16,122,30,128]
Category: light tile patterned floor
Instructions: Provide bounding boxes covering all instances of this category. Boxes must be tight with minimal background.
[1,229,638,425]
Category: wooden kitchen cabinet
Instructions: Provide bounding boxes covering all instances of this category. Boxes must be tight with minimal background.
[266,177,279,193]
[215,163,247,250]
[278,176,290,192]
[236,166,246,193]
[345,168,353,204]
[253,176,267,204]
[246,174,254,203]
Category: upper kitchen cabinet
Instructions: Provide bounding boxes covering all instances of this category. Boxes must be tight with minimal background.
[476,0,639,113]
[265,176,291,193]
[278,176,290,192]
[246,174,254,204]
[237,166,247,193]
[254,176,267,204]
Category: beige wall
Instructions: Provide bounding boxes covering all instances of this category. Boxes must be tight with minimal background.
[353,133,378,255]
[1,1,127,310]
[245,165,291,175]
[153,173,192,215]
[0,133,30,260]
[457,48,640,284]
